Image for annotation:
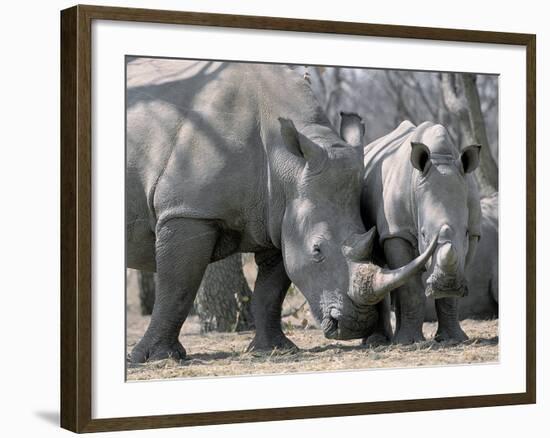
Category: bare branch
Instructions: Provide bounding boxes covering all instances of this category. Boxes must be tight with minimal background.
[281,300,307,318]
[461,73,499,194]
[384,71,417,123]
[440,73,467,115]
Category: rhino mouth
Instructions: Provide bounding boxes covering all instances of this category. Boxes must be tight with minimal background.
[426,270,468,299]
[320,301,378,340]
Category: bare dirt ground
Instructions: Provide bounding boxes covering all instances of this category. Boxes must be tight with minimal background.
[126,269,498,381]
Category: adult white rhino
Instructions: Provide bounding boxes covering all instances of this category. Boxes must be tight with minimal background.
[340,114,482,344]
[126,59,436,362]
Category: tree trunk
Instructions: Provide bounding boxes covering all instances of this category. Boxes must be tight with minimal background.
[136,254,254,332]
[440,73,498,197]
[195,254,254,333]
[461,73,499,195]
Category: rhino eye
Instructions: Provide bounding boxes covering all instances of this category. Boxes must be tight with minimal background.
[312,243,325,263]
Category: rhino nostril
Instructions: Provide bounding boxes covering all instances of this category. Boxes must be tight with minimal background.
[439,224,454,241]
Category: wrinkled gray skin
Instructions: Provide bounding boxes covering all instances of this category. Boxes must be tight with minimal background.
[340,114,482,344]
[425,194,498,320]
[126,60,436,362]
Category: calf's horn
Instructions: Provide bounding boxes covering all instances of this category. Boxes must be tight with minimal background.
[438,242,458,271]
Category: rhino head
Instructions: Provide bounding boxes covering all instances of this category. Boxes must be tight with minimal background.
[277,118,437,340]
[409,124,481,299]
[339,115,482,303]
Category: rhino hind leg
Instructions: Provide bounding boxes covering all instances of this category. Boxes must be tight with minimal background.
[129,218,218,363]
[434,297,468,343]
[246,250,297,353]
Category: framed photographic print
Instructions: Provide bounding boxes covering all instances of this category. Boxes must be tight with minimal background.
[60,4,536,433]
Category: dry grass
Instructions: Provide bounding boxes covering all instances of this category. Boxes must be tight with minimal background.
[127,319,498,381]
[126,271,498,381]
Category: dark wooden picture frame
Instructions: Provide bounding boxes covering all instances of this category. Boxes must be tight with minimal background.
[60,4,536,433]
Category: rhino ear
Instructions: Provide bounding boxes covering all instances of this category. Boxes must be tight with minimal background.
[342,227,376,262]
[279,117,300,154]
[460,144,481,174]
[279,117,327,170]
[339,111,365,147]
[410,142,431,173]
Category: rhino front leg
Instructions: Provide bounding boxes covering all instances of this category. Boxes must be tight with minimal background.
[246,250,297,352]
[384,237,426,344]
[129,218,218,363]
[434,298,468,343]
[362,296,392,347]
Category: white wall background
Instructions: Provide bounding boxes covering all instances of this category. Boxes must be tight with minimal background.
[0,0,545,436]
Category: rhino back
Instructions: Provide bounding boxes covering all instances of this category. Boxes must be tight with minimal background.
[465,194,498,311]
[126,59,328,266]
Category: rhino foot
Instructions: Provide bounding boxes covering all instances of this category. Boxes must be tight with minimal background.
[129,338,187,363]
[434,327,468,344]
[246,332,298,353]
[392,329,425,345]
[362,332,390,348]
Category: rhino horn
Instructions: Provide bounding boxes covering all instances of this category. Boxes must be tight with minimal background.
[347,235,438,306]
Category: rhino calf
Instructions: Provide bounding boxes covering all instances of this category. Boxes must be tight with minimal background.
[340,113,482,344]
